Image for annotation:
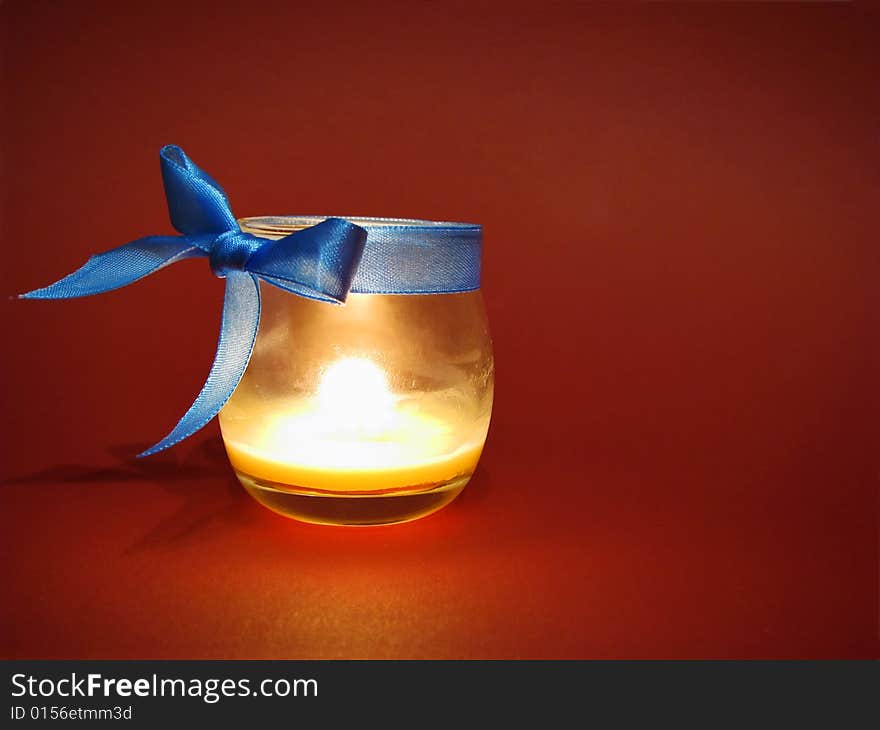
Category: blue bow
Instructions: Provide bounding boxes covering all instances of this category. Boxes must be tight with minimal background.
[21,145,367,457]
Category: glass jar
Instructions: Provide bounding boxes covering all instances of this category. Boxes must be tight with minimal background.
[218,216,494,526]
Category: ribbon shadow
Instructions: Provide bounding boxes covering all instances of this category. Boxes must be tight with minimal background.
[2,438,258,553]
[1,439,225,486]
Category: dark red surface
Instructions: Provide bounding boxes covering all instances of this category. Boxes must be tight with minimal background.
[1,1,877,659]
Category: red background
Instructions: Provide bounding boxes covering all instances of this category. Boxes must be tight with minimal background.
[1,1,877,659]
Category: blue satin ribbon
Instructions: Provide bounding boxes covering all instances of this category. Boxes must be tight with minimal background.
[21,146,482,457]
[21,145,371,458]
[240,216,483,295]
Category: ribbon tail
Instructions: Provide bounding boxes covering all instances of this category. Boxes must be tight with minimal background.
[20,236,203,299]
[138,271,261,458]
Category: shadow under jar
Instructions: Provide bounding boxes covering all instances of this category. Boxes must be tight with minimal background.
[219,216,494,526]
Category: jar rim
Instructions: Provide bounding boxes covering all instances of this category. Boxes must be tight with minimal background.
[239,215,481,235]
[240,215,482,293]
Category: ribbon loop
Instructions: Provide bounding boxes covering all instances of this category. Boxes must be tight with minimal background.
[160,145,239,238]
[246,218,366,303]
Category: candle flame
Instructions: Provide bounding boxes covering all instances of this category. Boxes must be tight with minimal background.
[228,356,464,470]
[316,357,394,433]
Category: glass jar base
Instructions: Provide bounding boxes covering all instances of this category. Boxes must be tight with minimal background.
[234,470,470,526]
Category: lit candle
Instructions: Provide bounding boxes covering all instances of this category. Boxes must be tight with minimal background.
[219,216,494,526]
[223,357,486,494]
